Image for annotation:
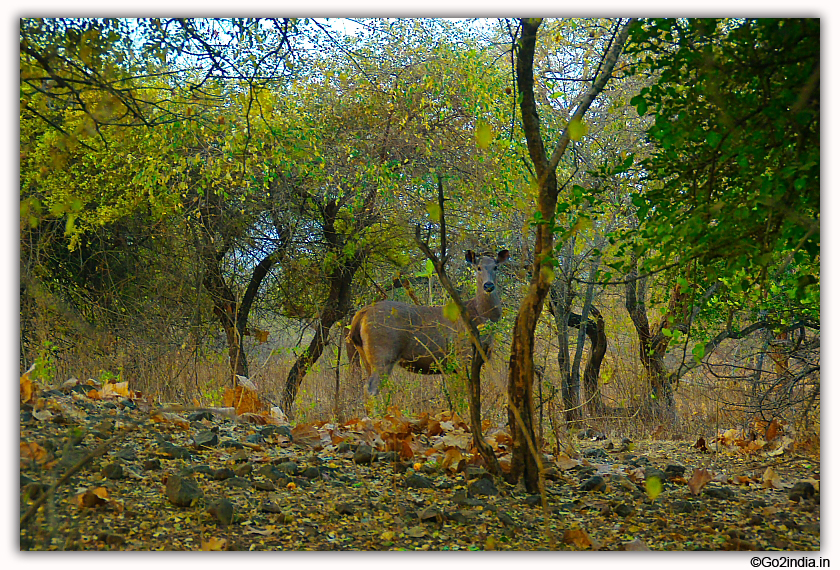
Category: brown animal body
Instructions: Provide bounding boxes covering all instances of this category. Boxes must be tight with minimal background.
[347,250,509,395]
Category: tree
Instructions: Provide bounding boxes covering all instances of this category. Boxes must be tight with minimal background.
[507,17,633,492]
[620,18,819,415]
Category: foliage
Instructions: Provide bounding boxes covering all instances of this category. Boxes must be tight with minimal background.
[624,19,819,312]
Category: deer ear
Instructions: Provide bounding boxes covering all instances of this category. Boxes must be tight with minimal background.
[496,250,510,263]
[465,250,476,264]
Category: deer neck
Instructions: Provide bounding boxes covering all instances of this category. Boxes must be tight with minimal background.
[468,288,501,324]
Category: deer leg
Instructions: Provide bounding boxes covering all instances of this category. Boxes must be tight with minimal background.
[366,360,396,396]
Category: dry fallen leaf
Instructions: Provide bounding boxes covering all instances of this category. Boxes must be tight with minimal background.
[687,468,713,495]
[555,452,580,471]
[76,487,109,509]
[563,529,601,550]
[622,537,651,551]
[762,466,785,489]
[20,365,36,404]
[20,441,48,465]
[200,537,228,551]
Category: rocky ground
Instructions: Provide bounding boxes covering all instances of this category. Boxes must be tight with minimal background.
[19,378,820,551]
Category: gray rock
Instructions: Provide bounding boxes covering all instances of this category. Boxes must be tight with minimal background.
[405,473,434,489]
[208,498,234,525]
[468,477,499,497]
[213,467,236,480]
[143,458,161,471]
[276,461,299,476]
[614,503,634,517]
[165,475,204,507]
[353,445,374,465]
[301,466,321,480]
[253,480,275,491]
[581,475,606,492]
[224,476,251,489]
[101,463,124,480]
[789,481,816,502]
[703,485,736,500]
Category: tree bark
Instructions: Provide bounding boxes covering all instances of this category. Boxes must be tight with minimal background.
[282,199,365,414]
[508,17,633,492]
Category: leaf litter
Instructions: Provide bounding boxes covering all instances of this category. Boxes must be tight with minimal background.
[20,374,819,551]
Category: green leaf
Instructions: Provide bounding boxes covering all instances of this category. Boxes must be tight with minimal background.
[443,298,460,322]
[425,202,442,222]
[645,475,663,501]
[568,118,588,142]
[692,343,706,364]
[475,121,493,149]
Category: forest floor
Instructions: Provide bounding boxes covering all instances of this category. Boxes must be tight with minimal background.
[19,377,820,551]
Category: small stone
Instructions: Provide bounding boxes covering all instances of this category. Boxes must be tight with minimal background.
[191,465,215,476]
[614,503,634,517]
[260,500,283,514]
[101,463,124,480]
[301,466,321,480]
[497,511,516,527]
[253,480,275,491]
[789,481,816,502]
[208,498,235,526]
[213,467,236,480]
[260,425,293,439]
[336,502,356,515]
[377,450,399,463]
[671,500,695,514]
[405,473,434,489]
[353,445,374,465]
[58,449,88,470]
[703,485,736,501]
[581,475,606,492]
[115,447,136,460]
[187,411,214,422]
[165,475,204,507]
[158,442,191,460]
[224,477,251,489]
[524,495,541,507]
[336,441,356,453]
[418,505,442,521]
[583,448,608,460]
[257,465,286,483]
[468,477,499,497]
[235,463,253,478]
[276,461,299,476]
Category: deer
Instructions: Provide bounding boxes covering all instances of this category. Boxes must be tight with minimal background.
[346,250,509,396]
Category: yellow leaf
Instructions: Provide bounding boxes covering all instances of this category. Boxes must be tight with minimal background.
[645,475,663,500]
[425,201,442,222]
[475,121,493,149]
[568,117,588,142]
[381,530,395,541]
[200,537,228,551]
[443,299,460,322]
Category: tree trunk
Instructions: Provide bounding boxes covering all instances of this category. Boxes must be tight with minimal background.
[283,198,358,413]
[581,306,607,415]
[509,17,633,493]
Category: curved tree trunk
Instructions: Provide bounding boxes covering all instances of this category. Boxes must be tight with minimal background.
[509,17,633,493]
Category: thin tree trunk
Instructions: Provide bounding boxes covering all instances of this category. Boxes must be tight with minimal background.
[509,17,633,493]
